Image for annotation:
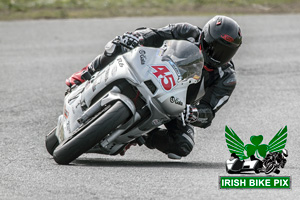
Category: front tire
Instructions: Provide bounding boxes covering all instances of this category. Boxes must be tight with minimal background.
[53,101,131,165]
[265,162,275,174]
[45,127,59,156]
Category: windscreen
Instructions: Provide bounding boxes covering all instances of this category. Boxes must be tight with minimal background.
[161,40,203,81]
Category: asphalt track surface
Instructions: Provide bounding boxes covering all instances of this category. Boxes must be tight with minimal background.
[1,14,300,199]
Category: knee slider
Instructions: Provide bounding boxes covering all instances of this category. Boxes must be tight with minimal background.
[173,130,195,157]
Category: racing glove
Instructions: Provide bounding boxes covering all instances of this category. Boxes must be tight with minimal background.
[119,32,143,49]
[184,104,199,123]
[183,104,215,128]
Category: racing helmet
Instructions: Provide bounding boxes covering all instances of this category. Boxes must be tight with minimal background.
[282,149,288,157]
[200,15,242,68]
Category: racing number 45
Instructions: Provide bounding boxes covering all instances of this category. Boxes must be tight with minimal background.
[152,65,176,91]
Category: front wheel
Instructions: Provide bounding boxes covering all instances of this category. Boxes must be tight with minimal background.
[265,162,275,174]
[45,127,59,156]
[53,101,131,165]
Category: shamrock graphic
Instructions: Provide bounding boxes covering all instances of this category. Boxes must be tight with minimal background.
[244,135,268,158]
[225,126,287,160]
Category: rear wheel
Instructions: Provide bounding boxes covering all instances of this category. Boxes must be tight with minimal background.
[53,101,131,165]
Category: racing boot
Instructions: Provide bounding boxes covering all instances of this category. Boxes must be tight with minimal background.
[65,65,93,87]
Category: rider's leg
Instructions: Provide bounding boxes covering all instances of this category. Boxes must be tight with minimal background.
[66,39,123,87]
[145,119,195,158]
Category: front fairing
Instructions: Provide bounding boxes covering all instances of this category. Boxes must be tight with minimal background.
[123,40,204,117]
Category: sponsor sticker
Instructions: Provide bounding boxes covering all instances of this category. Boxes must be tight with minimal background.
[170,96,183,106]
[139,50,146,65]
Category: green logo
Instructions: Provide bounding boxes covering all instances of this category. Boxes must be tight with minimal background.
[225,126,287,160]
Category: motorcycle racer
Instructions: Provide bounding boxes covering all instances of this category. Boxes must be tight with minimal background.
[65,15,242,159]
[263,149,288,174]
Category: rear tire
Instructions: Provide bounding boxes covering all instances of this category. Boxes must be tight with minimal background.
[53,101,131,165]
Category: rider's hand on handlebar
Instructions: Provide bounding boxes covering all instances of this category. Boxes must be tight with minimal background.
[184,104,199,123]
[120,32,143,49]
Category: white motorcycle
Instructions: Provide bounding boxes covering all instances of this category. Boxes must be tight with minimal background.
[45,40,204,165]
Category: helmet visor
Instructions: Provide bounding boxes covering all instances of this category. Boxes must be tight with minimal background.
[203,38,238,66]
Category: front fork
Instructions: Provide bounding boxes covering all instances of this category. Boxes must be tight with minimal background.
[99,111,141,150]
[80,86,143,155]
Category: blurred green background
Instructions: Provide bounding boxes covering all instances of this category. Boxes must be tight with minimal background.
[0,0,299,20]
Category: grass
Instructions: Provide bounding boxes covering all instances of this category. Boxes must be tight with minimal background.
[0,0,299,20]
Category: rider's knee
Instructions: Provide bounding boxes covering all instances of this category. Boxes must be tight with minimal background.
[172,129,195,157]
[145,126,195,157]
